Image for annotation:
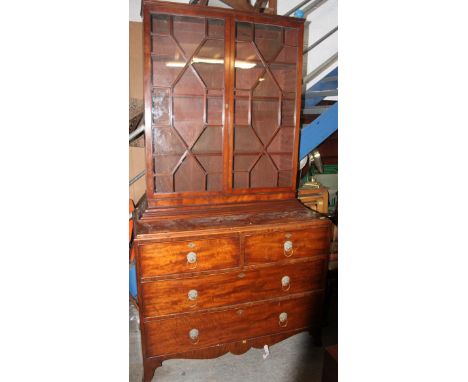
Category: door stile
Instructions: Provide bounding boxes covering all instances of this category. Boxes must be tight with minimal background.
[224,15,236,192]
[290,23,305,192]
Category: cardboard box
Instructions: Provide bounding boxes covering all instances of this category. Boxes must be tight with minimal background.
[129,146,146,203]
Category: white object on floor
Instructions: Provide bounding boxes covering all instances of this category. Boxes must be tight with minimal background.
[262,345,270,360]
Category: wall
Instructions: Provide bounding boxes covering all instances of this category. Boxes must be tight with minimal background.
[273,1,338,88]
[129,0,146,202]
[129,22,143,100]
[129,0,143,22]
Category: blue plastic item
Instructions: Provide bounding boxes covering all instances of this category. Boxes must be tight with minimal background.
[129,262,137,298]
[299,102,338,160]
[294,9,305,18]
[304,68,338,108]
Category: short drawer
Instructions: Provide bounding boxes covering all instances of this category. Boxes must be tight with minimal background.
[144,293,323,357]
[141,259,327,317]
[244,226,330,264]
[138,237,240,278]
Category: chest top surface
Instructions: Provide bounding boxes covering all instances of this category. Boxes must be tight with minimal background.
[135,199,328,240]
[142,1,305,211]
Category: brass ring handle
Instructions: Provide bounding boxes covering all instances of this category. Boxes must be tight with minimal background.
[187,289,198,308]
[281,275,291,291]
[283,240,294,257]
[189,328,199,344]
[279,312,288,328]
[188,289,198,301]
[186,252,198,269]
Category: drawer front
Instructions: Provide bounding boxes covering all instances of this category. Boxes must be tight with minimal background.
[144,293,323,357]
[139,237,240,278]
[141,259,326,317]
[244,226,330,264]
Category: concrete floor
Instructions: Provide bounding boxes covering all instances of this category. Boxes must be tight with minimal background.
[130,294,337,382]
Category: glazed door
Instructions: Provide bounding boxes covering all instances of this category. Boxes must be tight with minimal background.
[150,13,227,194]
[232,21,300,190]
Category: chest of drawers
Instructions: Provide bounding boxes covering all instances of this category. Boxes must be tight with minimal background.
[136,2,331,380]
[135,200,331,381]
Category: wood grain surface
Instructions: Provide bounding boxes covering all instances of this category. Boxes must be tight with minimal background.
[141,258,327,317]
[139,236,240,277]
[244,226,330,264]
[144,292,322,357]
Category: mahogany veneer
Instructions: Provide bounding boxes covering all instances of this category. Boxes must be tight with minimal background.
[139,236,240,277]
[144,293,323,357]
[141,258,327,317]
[135,2,331,381]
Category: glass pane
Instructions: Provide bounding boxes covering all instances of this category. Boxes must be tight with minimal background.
[284,28,298,46]
[152,14,170,35]
[153,127,186,154]
[208,19,224,39]
[271,64,297,94]
[197,155,223,172]
[208,88,223,96]
[235,89,250,97]
[267,127,294,152]
[200,155,223,192]
[233,172,249,188]
[173,16,205,58]
[174,156,206,192]
[236,41,259,61]
[234,98,249,125]
[207,173,222,191]
[207,97,223,125]
[192,126,223,154]
[152,89,170,125]
[274,45,297,64]
[193,39,225,89]
[271,154,293,170]
[173,96,204,146]
[236,22,253,42]
[281,99,296,127]
[251,155,277,188]
[155,175,172,193]
[254,24,282,62]
[154,155,181,174]
[278,171,292,187]
[235,42,263,90]
[152,35,186,87]
[234,126,262,153]
[233,154,257,171]
[252,99,279,145]
[252,72,280,97]
[173,68,204,95]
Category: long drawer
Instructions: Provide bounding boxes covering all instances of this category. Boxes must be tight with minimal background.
[144,293,323,357]
[244,226,330,264]
[139,236,240,278]
[141,258,327,318]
